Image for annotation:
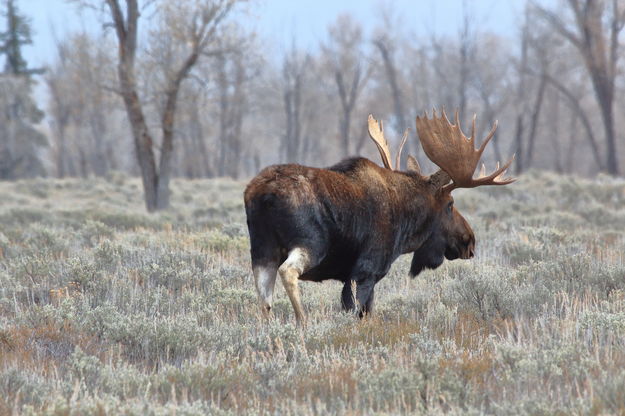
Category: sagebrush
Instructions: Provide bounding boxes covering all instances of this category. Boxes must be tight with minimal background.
[0,171,624,415]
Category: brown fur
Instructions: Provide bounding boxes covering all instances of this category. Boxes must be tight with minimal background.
[244,157,474,323]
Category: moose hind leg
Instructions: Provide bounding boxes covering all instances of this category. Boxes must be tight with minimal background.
[253,265,278,317]
[278,247,310,326]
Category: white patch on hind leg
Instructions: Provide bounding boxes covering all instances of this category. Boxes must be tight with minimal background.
[278,247,310,325]
[281,247,310,274]
[253,266,277,311]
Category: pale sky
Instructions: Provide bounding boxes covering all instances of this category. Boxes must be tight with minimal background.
[21,0,526,69]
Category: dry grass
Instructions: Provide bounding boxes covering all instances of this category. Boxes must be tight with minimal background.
[0,171,624,414]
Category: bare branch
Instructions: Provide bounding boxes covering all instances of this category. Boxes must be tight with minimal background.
[531,1,582,49]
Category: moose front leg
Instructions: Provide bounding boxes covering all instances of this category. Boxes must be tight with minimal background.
[341,278,376,318]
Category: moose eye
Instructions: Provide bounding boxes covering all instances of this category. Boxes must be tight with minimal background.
[447,201,454,213]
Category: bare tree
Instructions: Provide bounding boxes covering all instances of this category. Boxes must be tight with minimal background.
[429,34,461,111]
[103,0,240,211]
[533,0,625,175]
[214,44,253,179]
[512,7,531,174]
[322,14,370,157]
[171,81,213,178]
[521,29,549,171]
[371,8,411,166]
[280,44,311,163]
[46,53,72,177]
[458,0,475,121]
[472,34,511,164]
[540,72,602,170]
[511,6,550,173]
[521,11,604,172]
[46,33,122,178]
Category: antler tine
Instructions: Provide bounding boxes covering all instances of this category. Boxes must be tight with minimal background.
[470,114,476,145]
[454,110,465,137]
[442,107,451,125]
[395,129,409,170]
[477,120,499,158]
[368,114,393,170]
[456,155,516,188]
[478,163,486,178]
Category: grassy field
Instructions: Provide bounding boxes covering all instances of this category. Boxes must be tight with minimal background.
[0,171,624,415]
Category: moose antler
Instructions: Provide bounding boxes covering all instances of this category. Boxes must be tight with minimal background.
[415,109,515,191]
[368,114,409,171]
[368,115,393,169]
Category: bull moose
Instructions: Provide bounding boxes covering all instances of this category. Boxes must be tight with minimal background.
[244,109,515,325]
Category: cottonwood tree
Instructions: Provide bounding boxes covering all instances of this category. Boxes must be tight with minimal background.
[511,6,536,174]
[46,53,72,177]
[372,8,411,166]
[142,9,249,180]
[321,14,370,157]
[263,42,326,167]
[511,9,530,174]
[101,0,242,211]
[214,46,253,178]
[278,44,313,164]
[520,8,604,173]
[169,82,213,178]
[46,33,123,177]
[457,0,476,122]
[427,2,478,124]
[471,34,511,163]
[533,0,625,175]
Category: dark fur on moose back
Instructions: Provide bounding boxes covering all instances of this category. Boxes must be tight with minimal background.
[244,156,475,319]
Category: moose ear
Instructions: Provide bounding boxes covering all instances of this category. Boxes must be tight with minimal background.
[406,155,421,173]
[429,170,452,189]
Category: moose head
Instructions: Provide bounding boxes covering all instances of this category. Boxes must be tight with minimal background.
[368,109,515,276]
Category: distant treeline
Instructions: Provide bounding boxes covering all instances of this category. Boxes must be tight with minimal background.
[3,0,625,185]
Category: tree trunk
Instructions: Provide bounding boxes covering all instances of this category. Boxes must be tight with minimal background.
[513,115,524,174]
[56,123,67,178]
[595,85,618,174]
[157,49,199,208]
[566,111,578,173]
[107,0,159,211]
[124,89,159,211]
[513,10,529,174]
[525,73,547,169]
[550,89,563,173]
[157,110,174,210]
